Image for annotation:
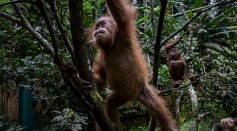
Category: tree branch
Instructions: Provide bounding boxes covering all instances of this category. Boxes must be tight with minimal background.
[68,0,114,130]
[2,1,113,131]
[161,0,236,45]
[149,1,168,130]
[0,0,34,7]
[11,3,55,58]
[181,3,193,77]
[60,63,114,131]
[35,0,61,67]
[152,0,167,86]
[0,11,21,24]
[181,6,200,131]
[0,27,23,43]
[68,0,92,81]
[150,0,156,36]
[170,0,235,17]
[47,0,75,65]
[158,82,194,94]
[189,112,210,131]
[161,11,201,45]
[175,92,185,130]
[170,0,229,18]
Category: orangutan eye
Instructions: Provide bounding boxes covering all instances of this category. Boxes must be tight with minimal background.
[96,21,106,30]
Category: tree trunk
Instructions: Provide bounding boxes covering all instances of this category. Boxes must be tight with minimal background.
[68,0,92,82]
[61,63,115,131]
[68,1,114,130]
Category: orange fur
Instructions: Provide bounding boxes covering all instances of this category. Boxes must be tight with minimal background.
[220,118,236,131]
[165,37,185,88]
[90,0,176,130]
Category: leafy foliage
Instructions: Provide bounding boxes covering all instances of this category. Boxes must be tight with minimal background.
[0,0,237,130]
[45,108,87,131]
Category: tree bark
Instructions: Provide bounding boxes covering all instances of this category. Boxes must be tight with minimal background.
[2,1,115,130]
[68,0,92,82]
[149,0,167,130]
[68,0,114,130]
[60,64,115,131]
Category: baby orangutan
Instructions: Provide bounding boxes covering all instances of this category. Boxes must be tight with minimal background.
[90,0,176,130]
[165,36,185,88]
[220,118,237,131]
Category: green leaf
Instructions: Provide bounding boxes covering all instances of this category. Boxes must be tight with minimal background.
[200,13,208,23]
[187,11,194,19]
[203,42,228,51]
[194,0,203,8]
[0,0,9,3]
[136,16,149,25]
[204,7,237,29]
[230,26,237,29]
[209,30,237,38]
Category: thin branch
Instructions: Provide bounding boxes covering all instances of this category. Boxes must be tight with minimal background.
[149,1,168,130]
[161,0,236,45]
[0,11,21,24]
[48,0,75,65]
[11,3,55,57]
[150,0,156,36]
[0,0,35,7]
[159,82,193,94]
[189,112,210,131]
[35,0,61,67]
[180,8,192,52]
[161,11,201,45]
[197,112,210,121]
[170,0,235,17]
[201,0,236,13]
[181,4,190,21]
[175,92,185,129]
[209,30,237,37]
[0,28,23,43]
[49,1,72,50]
[152,0,167,86]
[170,4,215,17]
[183,5,200,129]
[181,4,193,77]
